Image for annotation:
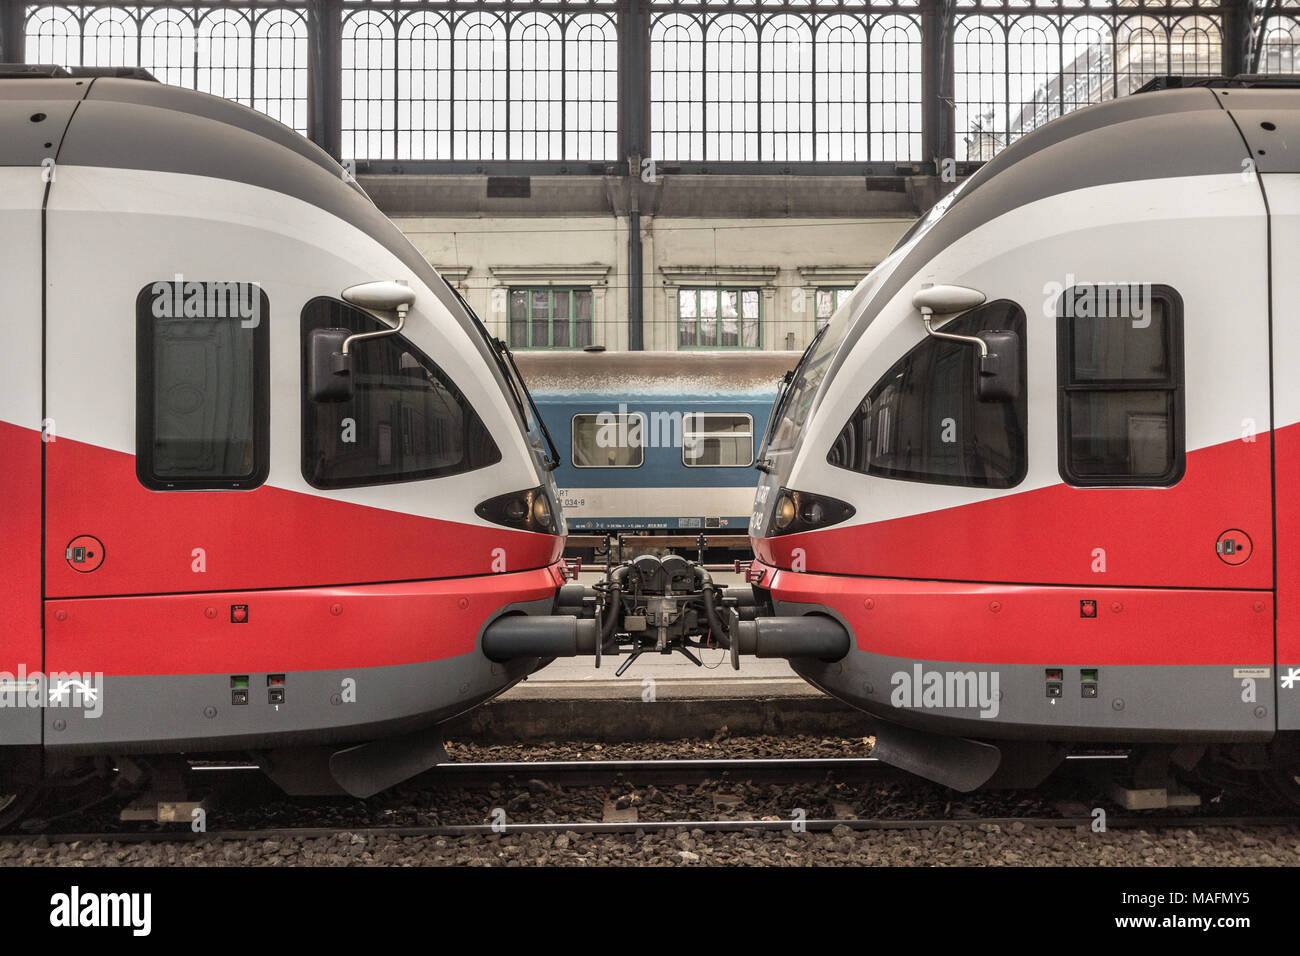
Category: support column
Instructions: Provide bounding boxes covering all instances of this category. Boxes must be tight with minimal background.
[2,0,26,64]
[620,0,648,350]
[592,285,609,348]
[628,209,644,351]
[761,286,777,351]
[1222,0,1242,77]
[640,214,656,350]
[618,0,649,168]
[309,0,343,161]
[921,0,955,170]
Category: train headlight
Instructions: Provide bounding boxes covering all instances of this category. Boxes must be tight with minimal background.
[477,486,558,534]
[767,488,855,537]
[532,494,553,529]
[774,494,797,531]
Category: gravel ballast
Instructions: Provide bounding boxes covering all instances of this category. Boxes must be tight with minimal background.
[3,824,1298,867]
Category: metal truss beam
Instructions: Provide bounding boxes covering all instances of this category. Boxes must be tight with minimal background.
[5,0,1262,177]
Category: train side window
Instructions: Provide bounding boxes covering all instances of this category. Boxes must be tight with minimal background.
[300,297,501,489]
[572,413,645,468]
[828,301,1027,489]
[136,281,269,490]
[1056,285,1184,487]
[683,413,754,467]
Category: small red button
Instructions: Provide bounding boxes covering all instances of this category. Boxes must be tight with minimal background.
[231,605,248,624]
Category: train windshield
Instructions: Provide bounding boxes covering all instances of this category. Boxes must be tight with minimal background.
[758,180,976,470]
[441,275,559,470]
[761,321,842,462]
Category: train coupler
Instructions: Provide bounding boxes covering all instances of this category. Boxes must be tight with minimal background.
[481,554,850,673]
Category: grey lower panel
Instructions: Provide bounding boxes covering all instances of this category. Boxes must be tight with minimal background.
[42,652,536,754]
[39,596,553,755]
[790,652,1275,743]
[769,599,1277,743]
[0,706,41,746]
[1280,665,1300,732]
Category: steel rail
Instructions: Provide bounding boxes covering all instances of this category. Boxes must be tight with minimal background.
[5,814,1298,846]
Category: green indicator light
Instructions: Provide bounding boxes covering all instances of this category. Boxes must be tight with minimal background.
[230,676,249,689]
[1081,670,1098,682]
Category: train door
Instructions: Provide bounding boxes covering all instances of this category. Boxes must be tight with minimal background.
[1263,168,1300,733]
[0,159,46,748]
[38,156,279,751]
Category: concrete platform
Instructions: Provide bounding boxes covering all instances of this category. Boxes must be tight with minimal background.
[505,674,813,701]
[513,655,802,695]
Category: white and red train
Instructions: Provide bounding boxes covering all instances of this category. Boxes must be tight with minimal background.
[748,79,1300,793]
[0,69,566,822]
[6,67,1299,822]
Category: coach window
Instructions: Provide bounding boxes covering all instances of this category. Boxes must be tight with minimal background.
[572,413,645,468]
[683,413,754,467]
[301,297,500,489]
[136,281,270,490]
[1057,285,1184,486]
[828,301,1027,488]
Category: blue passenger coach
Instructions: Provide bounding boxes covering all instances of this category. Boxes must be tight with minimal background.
[515,351,794,536]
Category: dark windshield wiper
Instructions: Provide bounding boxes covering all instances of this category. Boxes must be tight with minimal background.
[498,339,561,471]
[439,276,560,471]
[754,368,793,473]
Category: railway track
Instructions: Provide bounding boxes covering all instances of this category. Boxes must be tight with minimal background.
[418,755,891,788]
[5,813,1299,846]
[194,752,1125,789]
[3,754,1296,844]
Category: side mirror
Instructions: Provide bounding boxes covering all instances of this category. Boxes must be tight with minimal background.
[911,284,986,316]
[307,327,354,402]
[342,280,416,313]
[975,330,1021,402]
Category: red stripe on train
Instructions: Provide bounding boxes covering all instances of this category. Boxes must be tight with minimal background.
[0,421,43,673]
[1272,422,1300,683]
[44,436,563,598]
[757,561,1271,667]
[753,431,1273,590]
[43,566,563,675]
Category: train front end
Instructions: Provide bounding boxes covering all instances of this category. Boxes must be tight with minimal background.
[747,86,1296,792]
[0,74,568,812]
